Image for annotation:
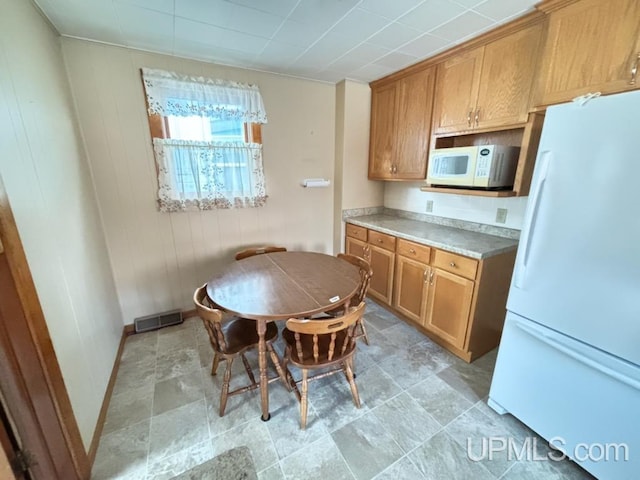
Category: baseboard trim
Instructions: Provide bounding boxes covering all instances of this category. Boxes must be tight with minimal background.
[87,324,130,467]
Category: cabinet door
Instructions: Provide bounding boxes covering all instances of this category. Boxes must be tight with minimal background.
[367,245,395,305]
[424,268,474,349]
[475,23,543,129]
[368,82,397,179]
[394,67,436,179]
[538,0,640,106]
[394,256,430,324]
[345,236,368,260]
[433,47,484,134]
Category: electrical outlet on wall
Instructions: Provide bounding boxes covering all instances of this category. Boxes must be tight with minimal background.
[426,200,434,213]
[496,208,508,224]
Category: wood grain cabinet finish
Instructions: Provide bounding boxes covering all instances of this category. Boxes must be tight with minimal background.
[345,228,395,305]
[345,226,517,362]
[433,23,543,134]
[536,0,640,106]
[368,67,436,180]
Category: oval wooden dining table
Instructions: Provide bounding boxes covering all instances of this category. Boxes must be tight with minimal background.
[206,251,361,421]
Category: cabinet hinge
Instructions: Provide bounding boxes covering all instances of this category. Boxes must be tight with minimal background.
[11,449,37,474]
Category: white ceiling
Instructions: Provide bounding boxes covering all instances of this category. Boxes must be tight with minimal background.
[34,0,538,84]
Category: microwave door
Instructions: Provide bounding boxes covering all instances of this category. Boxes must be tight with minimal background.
[428,151,477,186]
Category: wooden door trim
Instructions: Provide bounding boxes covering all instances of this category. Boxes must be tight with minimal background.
[0,177,89,479]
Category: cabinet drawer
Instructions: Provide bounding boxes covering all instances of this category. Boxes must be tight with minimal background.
[397,239,431,264]
[433,250,478,280]
[346,224,367,241]
[368,230,396,252]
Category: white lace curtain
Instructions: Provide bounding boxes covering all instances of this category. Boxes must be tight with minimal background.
[141,68,268,212]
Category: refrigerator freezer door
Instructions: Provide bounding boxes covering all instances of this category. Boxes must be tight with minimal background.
[489,312,640,479]
[507,90,640,366]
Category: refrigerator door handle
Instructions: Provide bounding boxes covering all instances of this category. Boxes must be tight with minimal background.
[514,319,640,391]
[514,150,551,289]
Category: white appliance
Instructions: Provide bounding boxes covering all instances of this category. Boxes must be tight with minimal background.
[426,145,519,188]
[488,90,640,480]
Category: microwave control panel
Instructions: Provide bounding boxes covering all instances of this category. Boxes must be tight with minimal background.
[475,147,493,178]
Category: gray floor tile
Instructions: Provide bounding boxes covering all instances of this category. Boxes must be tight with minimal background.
[306,373,369,432]
[148,399,210,461]
[102,383,154,435]
[354,365,402,408]
[258,463,285,480]
[436,359,494,403]
[153,369,206,416]
[146,440,214,480]
[377,341,453,390]
[155,346,201,382]
[280,435,355,480]
[408,431,495,480]
[332,412,404,480]
[211,417,278,472]
[364,310,400,332]
[92,419,150,480]
[372,392,441,453]
[407,375,474,426]
[372,456,426,480]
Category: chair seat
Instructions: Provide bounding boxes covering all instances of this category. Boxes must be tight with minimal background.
[282,327,355,367]
[222,318,278,355]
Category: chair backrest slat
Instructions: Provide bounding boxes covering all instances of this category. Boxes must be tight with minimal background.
[193,284,227,352]
[285,302,366,363]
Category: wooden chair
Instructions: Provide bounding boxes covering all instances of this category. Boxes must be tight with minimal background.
[322,254,372,345]
[234,246,287,261]
[193,285,288,416]
[282,302,366,429]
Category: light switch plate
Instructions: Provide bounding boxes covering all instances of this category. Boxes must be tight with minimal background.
[496,208,508,224]
[426,200,434,213]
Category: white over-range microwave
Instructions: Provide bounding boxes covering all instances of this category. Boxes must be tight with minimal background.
[426,145,520,189]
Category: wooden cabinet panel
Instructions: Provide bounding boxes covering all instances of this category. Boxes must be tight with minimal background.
[396,239,431,264]
[475,23,543,128]
[369,83,396,178]
[368,230,396,252]
[432,250,478,280]
[345,236,367,260]
[424,269,474,349]
[394,255,430,324]
[368,245,395,305]
[394,68,436,179]
[346,224,367,241]
[369,67,436,180]
[537,0,640,106]
[433,48,484,134]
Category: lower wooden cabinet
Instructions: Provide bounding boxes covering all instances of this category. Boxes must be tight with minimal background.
[423,268,474,349]
[345,223,516,362]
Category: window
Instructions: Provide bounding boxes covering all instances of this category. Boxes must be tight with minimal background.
[141,68,268,212]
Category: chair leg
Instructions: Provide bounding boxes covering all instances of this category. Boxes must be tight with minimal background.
[267,342,290,391]
[211,352,220,375]
[220,357,234,417]
[344,358,361,409]
[358,318,370,346]
[240,354,257,386]
[300,369,309,430]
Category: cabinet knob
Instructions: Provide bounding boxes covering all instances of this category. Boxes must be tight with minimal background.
[467,110,472,127]
[429,271,434,285]
[423,269,429,283]
[630,53,640,85]
[474,109,480,126]
[409,248,416,254]
[377,239,383,243]
[450,261,456,267]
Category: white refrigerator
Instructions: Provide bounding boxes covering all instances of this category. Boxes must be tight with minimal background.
[488,89,640,480]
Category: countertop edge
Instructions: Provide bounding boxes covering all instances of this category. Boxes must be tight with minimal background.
[345,217,518,260]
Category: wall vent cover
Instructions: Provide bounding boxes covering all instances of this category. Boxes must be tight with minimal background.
[134,309,183,333]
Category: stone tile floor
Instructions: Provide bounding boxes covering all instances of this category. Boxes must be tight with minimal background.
[92,298,594,480]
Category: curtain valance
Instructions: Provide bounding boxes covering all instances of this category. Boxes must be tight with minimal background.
[141,68,268,123]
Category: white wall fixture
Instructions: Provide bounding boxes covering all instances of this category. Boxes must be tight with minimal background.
[302,178,331,188]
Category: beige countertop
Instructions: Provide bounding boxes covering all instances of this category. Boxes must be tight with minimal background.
[346,214,519,259]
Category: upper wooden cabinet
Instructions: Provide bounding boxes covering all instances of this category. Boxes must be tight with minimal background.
[433,23,544,134]
[536,0,640,106]
[368,66,436,180]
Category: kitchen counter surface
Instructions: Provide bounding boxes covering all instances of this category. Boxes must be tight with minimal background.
[346,214,518,259]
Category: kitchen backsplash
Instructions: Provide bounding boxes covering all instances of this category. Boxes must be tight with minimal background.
[384,182,529,231]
